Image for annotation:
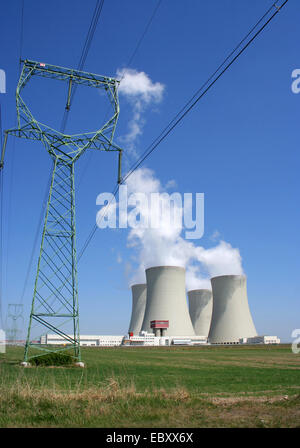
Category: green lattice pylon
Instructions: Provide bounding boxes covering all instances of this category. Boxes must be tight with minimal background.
[1,60,122,363]
[6,304,24,343]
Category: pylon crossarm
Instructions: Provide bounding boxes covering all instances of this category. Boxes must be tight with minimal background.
[6,127,120,160]
[88,135,123,153]
[21,59,119,88]
[5,123,121,162]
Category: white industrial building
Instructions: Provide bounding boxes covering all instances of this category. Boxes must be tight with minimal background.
[125,331,207,346]
[40,332,279,347]
[40,334,124,347]
[243,335,280,344]
[126,332,161,346]
[40,332,208,347]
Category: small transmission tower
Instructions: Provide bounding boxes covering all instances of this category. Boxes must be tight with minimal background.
[6,304,24,344]
[1,60,122,363]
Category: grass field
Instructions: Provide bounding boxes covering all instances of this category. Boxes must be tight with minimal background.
[0,344,299,428]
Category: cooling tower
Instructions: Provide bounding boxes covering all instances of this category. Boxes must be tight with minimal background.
[208,275,257,343]
[141,266,195,336]
[188,289,212,337]
[128,284,147,335]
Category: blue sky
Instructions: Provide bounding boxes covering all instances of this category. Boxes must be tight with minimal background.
[0,0,299,342]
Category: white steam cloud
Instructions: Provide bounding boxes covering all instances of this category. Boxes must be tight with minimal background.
[115,70,243,288]
[117,68,165,157]
[124,167,244,290]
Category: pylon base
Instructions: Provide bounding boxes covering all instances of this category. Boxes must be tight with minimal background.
[74,362,85,368]
[20,361,30,367]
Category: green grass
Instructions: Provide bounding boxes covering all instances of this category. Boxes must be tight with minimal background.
[0,344,299,427]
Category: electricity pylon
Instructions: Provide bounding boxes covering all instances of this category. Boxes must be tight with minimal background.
[6,304,24,343]
[1,60,122,363]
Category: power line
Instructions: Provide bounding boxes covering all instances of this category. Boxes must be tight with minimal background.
[60,0,105,133]
[0,170,3,329]
[77,1,164,257]
[77,0,105,72]
[0,0,25,328]
[77,183,119,262]
[77,0,289,260]
[0,102,3,328]
[4,1,42,315]
[0,103,2,152]
[104,0,162,117]
[19,164,53,304]
[126,0,162,69]
[19,1,105,304]
[122,0,288,182]
[78,0,163,187]
[19,0,24,73]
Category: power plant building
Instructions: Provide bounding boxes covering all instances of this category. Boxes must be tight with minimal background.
[188,289,212,337]
[208,274,257,344]
[141,266,195,337]
[40,334,124,347]
[41,271,280,348]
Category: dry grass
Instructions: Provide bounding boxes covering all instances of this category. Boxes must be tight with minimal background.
[0,376,300,428]
[1,345,299,427]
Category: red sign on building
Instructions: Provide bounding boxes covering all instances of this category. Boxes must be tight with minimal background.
[150,320,169,329]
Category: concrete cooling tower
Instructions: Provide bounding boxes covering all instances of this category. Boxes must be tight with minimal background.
[188,289,212,337]
[141,266,195,336]
[208,275,257,344]
[128,284,147,335]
